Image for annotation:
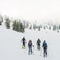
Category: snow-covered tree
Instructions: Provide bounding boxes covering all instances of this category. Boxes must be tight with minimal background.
[0,15,3,25]
[5,17,10,29]
[53,25,57,31]
[12,20,24,33]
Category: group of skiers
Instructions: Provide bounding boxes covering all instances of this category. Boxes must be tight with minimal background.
[22,37,47,57]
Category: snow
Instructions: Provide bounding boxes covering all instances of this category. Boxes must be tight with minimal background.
[0,24,60,60]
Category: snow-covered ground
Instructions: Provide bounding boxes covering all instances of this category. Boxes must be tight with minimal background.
[0,23,60,60]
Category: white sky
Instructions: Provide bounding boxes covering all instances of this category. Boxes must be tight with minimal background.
[0,0,60,24]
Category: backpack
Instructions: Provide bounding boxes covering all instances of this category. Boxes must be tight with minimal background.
[28,40,32,46]
[37,39,41,45]
[43,42,47,48]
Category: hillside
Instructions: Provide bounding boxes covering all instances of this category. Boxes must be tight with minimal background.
[0,24,60,60]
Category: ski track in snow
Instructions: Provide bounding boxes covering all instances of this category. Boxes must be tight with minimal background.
[0,24,60,60]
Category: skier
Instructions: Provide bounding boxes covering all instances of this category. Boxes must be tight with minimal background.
[22,37,26,49]
[28,40,33,55]
[37,38,41,50]
[42,40,47,57]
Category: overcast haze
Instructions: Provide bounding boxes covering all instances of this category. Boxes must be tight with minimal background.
[0,0,60,24]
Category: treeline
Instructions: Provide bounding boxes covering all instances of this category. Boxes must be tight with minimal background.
[0,15,29,33]
[32,24,60,32]
[0,15,60,33]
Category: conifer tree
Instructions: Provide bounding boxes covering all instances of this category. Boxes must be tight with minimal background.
[5,17,10,29]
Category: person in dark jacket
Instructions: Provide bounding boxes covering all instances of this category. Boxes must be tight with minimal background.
[37,38,41,50]
[42,40,47,57]
[28,40,32,55]
[22,37,26,48]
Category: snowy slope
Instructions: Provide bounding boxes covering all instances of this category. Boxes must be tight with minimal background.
[0,24,60,60]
